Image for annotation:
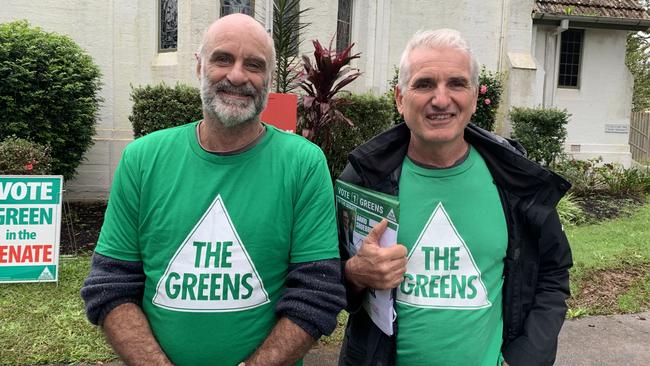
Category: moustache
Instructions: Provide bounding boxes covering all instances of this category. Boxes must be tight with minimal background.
[213,79,256,97]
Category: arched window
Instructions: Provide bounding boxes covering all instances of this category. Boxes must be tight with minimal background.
[159,0,178,52]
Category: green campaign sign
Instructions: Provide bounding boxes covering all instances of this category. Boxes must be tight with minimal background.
[0,176,63,283]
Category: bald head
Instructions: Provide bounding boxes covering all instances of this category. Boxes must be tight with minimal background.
[198,14,275,78]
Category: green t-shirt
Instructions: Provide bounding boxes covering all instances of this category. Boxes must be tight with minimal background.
[395,146,507,366]
[95,122,339,366]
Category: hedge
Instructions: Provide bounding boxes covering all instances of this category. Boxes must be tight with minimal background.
[510,106,569,166]
[0,20,101,180]
[306,93,395,178]
[129,83,203,137]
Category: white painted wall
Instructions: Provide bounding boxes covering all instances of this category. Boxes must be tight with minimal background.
[301,0,338,52]
[355,0,507,94]
[534,26,633,166]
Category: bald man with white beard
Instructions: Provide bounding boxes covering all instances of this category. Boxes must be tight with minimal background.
[81,14,345,366]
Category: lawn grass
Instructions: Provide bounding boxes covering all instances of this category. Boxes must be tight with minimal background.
[1,201,649,364]
[566,200,650,269]
[0,255,114,366]
[564,196,650,316]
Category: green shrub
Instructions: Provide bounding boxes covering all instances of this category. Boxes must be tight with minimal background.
[0,20,102,180]
[599,163,650,197]
[386,67,404,125]
[556,192,584,226]
[552,157,605,195]
[0,136,53,175]
[472,67,504,131]
[553,157,650,197]
[510,107,569,166]
[129,83,202,137]
[301,93,395,178]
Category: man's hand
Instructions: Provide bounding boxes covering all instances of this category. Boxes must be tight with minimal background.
[345,219,408,291]
[241,317,315,366]
[103,303,174,366]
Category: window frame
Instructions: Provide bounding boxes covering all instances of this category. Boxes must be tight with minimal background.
[557,28,584,89]
[336,0,353,53]
[221,0,256,17]
[158,0,178,53]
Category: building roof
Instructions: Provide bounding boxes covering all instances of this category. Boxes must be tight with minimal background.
[533,0,650,29]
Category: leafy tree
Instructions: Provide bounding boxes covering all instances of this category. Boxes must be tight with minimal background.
[0,20,101,180]
[626,31,650,111]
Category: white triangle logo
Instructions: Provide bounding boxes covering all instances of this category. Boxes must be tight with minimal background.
[153,194,270,312]
[396,202,490,309]
[386,208,397,222]
[38,267,54,280]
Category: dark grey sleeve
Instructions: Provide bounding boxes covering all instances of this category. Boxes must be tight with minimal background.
[80,252,145,326]
[275,259,346,340]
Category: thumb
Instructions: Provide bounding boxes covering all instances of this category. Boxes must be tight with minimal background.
[364,219,388,247]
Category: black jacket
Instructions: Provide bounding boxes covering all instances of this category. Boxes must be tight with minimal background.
[338,123,573,366]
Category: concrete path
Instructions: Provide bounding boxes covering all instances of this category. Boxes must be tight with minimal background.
[304,311,650,366]
[555,311,650,366]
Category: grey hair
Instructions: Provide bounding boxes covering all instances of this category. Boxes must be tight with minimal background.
[397,28,479,90]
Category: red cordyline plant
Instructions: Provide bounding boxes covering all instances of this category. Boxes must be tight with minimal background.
[299,39,361,155]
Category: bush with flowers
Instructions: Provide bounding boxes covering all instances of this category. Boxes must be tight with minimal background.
[0,137,53,175]
[472,67,503,131]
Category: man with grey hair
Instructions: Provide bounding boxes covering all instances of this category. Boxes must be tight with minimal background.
[338,28,572,366]
[81,13,345,366]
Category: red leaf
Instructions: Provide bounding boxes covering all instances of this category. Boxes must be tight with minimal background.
[303,95,315,108]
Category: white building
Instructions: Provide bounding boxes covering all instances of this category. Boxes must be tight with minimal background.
[1,0,648,199]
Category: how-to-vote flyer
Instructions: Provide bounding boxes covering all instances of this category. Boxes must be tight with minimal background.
[0,176,63,283]
[334,179,399,336]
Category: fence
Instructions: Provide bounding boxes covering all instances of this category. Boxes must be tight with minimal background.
[630,111,650,164]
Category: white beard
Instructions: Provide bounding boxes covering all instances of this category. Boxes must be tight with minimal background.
[200,73,268,128]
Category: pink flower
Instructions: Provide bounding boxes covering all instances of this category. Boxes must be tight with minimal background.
[24,163,33,171]
[480,85,488,94]
[484,98,491,105]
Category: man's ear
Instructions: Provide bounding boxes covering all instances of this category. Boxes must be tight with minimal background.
[471,85,478,114]
[195,53,202,80]
[395,85,404,115]
[267,70,273,89]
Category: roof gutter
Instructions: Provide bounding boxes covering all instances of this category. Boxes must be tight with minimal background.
[532,12,650,31]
